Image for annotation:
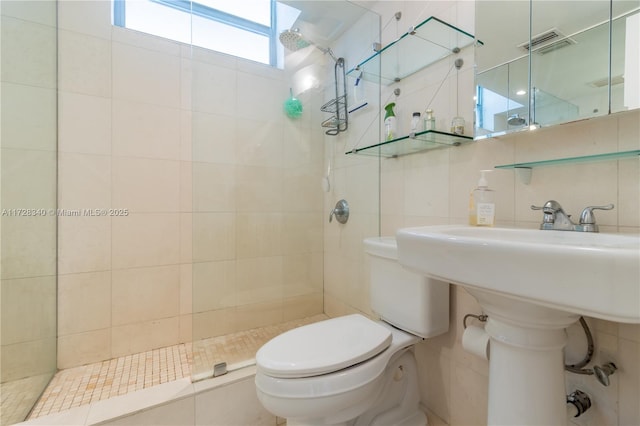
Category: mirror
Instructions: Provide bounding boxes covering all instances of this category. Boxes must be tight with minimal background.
[475,0,640,139]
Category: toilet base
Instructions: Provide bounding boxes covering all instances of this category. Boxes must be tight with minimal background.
[353,349,425,426]
[285,349,426,426]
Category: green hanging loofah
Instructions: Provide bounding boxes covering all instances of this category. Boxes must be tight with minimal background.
[284,88,303,119]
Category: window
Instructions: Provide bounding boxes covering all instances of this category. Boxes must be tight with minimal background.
[113,0,300,67]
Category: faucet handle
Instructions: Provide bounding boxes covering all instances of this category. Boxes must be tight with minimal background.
[579,204,614,225]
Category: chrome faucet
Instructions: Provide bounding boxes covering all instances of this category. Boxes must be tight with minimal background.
[531,200,614,232]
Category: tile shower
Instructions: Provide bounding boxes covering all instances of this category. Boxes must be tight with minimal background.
[1,0,347,423]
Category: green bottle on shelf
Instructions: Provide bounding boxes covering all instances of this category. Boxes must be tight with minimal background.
[384,102,397,141]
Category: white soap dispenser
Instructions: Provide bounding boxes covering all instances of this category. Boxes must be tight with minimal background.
[469,170,495,226]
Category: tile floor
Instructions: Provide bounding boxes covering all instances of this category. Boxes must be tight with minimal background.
[27,314,327,420]
[0,374,54,426]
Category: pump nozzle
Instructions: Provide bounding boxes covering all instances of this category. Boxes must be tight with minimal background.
[478,170,492,188]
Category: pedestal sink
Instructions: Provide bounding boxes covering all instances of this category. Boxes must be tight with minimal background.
[396,226,640,426]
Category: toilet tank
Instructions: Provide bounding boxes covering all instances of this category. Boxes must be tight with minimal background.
[364,237,449,338]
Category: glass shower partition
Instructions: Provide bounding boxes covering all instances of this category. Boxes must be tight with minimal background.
[0,1,58,424]
[189,0,381,381]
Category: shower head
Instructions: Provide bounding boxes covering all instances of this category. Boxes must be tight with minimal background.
[507,114,527,126]
[279,28,338,62]
[279,28,311,51]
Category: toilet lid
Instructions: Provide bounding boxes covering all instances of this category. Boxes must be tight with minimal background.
[256,314,392,378]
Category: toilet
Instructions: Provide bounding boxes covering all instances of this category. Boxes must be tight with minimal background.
[255,237,449,426]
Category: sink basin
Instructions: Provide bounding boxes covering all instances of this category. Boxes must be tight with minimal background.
[396,225,640,324]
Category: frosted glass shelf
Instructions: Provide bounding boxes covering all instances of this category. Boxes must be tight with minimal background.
[346,16,480,85]
[495,150,640,169]
[495,150,640,185]
[346,130,473,158]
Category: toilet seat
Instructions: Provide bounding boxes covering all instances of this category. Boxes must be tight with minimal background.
[256,314,392,378]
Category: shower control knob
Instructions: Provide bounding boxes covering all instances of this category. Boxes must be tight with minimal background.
[329,199,349,224]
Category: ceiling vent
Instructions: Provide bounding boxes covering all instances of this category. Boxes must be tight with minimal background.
[518,28,576,55]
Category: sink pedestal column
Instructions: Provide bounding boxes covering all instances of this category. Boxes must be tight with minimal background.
[476,292,580,426]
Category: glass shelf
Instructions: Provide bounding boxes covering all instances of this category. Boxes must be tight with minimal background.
[495,150,640,169]
[346,130,473,158]
[495,150,640,184]
[346,16,480,85]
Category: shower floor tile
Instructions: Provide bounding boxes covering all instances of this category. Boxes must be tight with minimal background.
[27,314,327,420]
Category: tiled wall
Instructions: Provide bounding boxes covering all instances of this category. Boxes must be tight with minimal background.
[326,1,640,425]
[55,1,324,370]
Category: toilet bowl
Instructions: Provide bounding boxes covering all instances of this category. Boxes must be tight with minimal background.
[255,237,449,426]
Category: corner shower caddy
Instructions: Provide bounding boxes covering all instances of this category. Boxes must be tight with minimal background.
[344,16,481,157]
[321,57,348,136]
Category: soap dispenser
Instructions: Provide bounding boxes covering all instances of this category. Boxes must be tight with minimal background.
[469,170,495,226]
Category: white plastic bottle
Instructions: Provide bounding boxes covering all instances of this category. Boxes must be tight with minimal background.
[469,170,495,226]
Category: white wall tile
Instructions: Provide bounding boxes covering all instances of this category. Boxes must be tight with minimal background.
[1,337,56,382]
[1,0,56,26]
[236,257,283,305]
[58,153,111,210]
[58,271,111,336]
[112,157,180,213]
[57,328,111,369]
[283,167,324,213]
[1,83,56,151]
[112,265,180,326]
[235,119,284,167]
[179,264,193,316]
[618,159,640,228]
[1,276,56,345]
[58,215,111,275]
[191,60,237,115]
[1,215,56,279]
[236,213,283,258]
[111,317,180,358]
[112,213,180,269]
[180,212,193,264]
[1,148,56,209]
[58,91,112,155]
[58,30,111,97]
[191,111,237,164]
[192,260,237,313]
[57,0,112,40]
[235,72,285,122]
[112,42,181,107]
[112,100,181,160]
[281,213,323,256]
[617,110,640,151]
[191,212,236,263]
[192,163,236,212]
[404,153,450,218]
[0,16,56,88]
[236,166,283,212]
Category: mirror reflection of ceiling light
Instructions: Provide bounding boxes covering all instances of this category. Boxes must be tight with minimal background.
[516,90,527,96]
